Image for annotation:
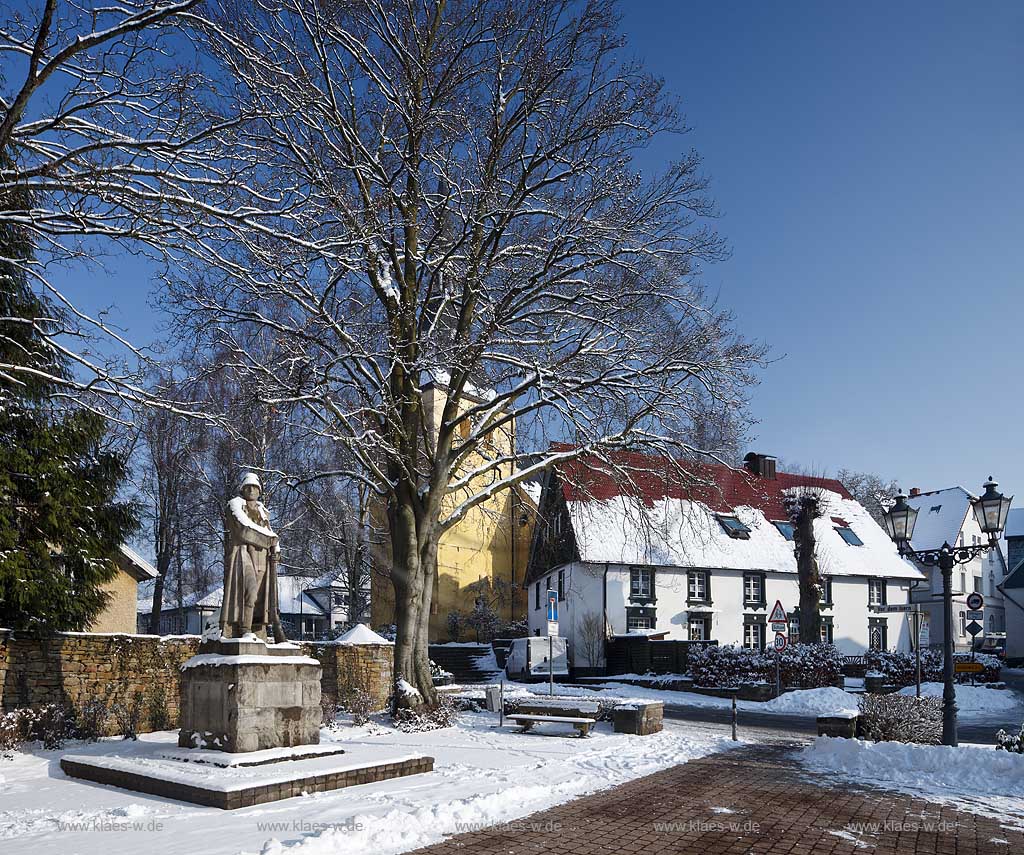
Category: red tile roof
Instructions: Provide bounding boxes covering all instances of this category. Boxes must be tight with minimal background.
[553,446,852,520]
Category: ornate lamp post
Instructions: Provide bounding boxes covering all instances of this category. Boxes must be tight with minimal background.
[883,478,1012,746]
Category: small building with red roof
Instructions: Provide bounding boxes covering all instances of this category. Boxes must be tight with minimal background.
[524,450,923,671]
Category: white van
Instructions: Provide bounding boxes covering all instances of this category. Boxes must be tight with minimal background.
[505,636,569,681]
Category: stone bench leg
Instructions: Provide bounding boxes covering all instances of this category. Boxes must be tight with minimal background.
[518,721,534,733]
[575,722,591,737]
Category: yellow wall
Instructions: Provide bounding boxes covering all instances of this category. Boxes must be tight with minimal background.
[89,565,140,634]
[371,384,535,640]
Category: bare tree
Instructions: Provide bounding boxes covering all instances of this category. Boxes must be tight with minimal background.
[166,0,764,707]
[837,468,900,526]
[576,611,606,671]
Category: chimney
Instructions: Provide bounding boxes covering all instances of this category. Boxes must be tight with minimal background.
[909,487,921,497]
[743,452,777,480]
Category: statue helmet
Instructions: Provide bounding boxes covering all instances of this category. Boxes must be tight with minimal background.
[239,471,262,493]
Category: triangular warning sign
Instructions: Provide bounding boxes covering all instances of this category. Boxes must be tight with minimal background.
[769,600,787,623]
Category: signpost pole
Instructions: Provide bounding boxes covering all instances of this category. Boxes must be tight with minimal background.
[500,678,504,728]
[914,607,921,699]
[731,692,738,741]
[549,634,554,696]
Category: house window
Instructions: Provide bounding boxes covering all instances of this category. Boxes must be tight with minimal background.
[773,521,795,541]
[868,579,887,608]
[743,572,765,607]
[835,526,864,546]
[630,566,652,599]
[959,611,967,637]
[553,513,562,537]
[788,615,799,644]
[743,620,765,651]
[557,569,565,601]
[627,614,653,631]
[718,516,751,539]
[687,570,710,603]
[689,615,711,641]
[535,581,541,610]
[819,577,833,606]
[960,572,967,594]
[989,615,996,632]
[820,618,834,644]
[868,618,888,651]
[974,576,982,594]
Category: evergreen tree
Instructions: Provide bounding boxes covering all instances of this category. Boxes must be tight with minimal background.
[0,154,138,634]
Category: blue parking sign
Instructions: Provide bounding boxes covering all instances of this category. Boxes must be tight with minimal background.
[546,590,558,621]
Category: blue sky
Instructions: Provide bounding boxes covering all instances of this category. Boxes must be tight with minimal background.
[57,1,1023,500]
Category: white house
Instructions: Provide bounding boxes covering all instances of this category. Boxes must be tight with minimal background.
[524,451,924,672]
[999,507,1024,663]
[905,486,1008,652]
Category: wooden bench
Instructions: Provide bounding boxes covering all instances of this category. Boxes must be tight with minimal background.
[507,713,596,737]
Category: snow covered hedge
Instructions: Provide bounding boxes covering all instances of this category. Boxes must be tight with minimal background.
[688,643,843,689]
[863,649,1001,687]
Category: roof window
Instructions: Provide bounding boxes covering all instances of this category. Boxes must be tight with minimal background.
[718,515,752,540]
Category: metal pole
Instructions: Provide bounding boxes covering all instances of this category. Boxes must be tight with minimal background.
[549,634,554,696]
[775,648,781,698]
[499,678,504,728]
[939,549,958,746]
[915,608,921,699]
[731,693,738,741]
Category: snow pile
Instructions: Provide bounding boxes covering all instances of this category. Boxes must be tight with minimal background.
[897,682,1022,713]
[761,687,859,716]
[803,736,1024,801]
[333,624,393,646]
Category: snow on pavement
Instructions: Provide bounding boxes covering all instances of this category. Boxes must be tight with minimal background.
[802,736,1024,829]
[897,682,1022,713]
[0,711,733,855]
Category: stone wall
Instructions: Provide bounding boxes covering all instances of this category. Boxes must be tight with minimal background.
[0,630,395,734]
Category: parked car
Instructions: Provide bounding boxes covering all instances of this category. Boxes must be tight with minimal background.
[972,633,1007,660]
[504,636,569,681]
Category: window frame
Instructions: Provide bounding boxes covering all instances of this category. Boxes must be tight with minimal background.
[629,565,653,601]
[868,578,887,608]
[819,576,833,607]
[557,569,565,601]
[743,571,766,608]
[868,617,888,651]
[687,569,711,604]
[717,515,752,540]
[835,526,864,546]
[743,620,766,651]
[535,581,541,610]
[772,520,796,541]
[626,614,654,631]
[688,614,711,641]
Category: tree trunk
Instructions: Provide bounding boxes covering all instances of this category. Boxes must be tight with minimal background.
[390,493,439,711]
[793,495,822,645]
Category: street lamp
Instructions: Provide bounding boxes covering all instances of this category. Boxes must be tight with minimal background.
[882,478,1012,746]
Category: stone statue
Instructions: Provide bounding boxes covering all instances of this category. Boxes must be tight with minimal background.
[220,472,286,643]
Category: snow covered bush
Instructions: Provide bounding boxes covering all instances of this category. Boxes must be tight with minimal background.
[110,692,144,740]
[465,599,502,642]
[392,692,460,732]
[73,697,110,742]
[430,659,453,683]
[688,645,772,687]
[689,643,841,689]
[373,624,398,642]
[859,693,942,744]
[778,644,844,689]
[0,705,72,757]
[996,724,1024,754]
[498,619,529,638]
[863,649,1002,687]
[343,689,375,726]
[446,611,463,642]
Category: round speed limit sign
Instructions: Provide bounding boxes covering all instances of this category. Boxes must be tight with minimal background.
[966,592,984,611]
[773,632,788,652]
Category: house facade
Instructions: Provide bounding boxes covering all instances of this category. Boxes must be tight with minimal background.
[525,451,924,673]
[999,507,1024,663]
[905,486,1008,653]
[89,546,160,634]
[137,569,367,640]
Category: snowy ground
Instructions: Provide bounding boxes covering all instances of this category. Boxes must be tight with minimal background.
[460,679,1023,721]
[0,710,732,855]
[802,736,1024,829]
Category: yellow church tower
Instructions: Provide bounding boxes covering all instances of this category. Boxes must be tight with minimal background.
[370,379,535,640]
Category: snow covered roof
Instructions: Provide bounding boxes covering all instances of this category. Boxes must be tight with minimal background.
[118,545,159,581]
[1004,507,1024,540]
[905,487,973,551]
[547,450,922,580]
[332,623,393,645]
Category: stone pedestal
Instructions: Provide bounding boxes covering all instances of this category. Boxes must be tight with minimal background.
[817,712,859,738]
[178,638,322,753]
[613,701,664,735]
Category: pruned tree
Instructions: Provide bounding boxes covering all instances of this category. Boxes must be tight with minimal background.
[785,489,824,645]
[166,0,764,707]
[576,610,606,671]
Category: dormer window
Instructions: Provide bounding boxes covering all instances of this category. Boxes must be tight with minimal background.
[718,515,751,539]
[929,505,942,514]
[835,526,863,546]
[773,521,795,541]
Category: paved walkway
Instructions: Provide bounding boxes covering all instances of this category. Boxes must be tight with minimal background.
[409,742,1024,855]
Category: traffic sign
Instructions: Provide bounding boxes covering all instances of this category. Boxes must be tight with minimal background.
[877,604,917,613]
[547,620,559,637]
[546,590,558,622]
[768,600,788,624]
[770,621,788,634]
[955,661,985,674]
[965,620,983,637]
[966,592,985,611]
[773,632,787,652]
[966,610,984,621]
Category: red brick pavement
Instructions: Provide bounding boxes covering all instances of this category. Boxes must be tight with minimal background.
[408,742,1024,854]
